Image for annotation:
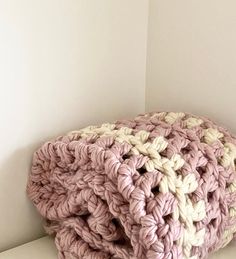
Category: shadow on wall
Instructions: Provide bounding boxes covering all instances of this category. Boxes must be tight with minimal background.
[0,143,46,252]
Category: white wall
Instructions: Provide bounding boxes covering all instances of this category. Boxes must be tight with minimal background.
[3,0,236,252]
[146,0,236,133]
[0,0,148,251]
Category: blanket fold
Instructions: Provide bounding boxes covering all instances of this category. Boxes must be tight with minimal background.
[27,112,236,259]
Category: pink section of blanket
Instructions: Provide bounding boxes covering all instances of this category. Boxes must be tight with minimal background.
[27,112,236,259]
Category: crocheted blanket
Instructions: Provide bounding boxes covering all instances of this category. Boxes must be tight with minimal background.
[27,112,236,259]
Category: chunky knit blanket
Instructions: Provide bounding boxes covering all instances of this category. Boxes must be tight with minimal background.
[27,112,236,259]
